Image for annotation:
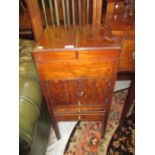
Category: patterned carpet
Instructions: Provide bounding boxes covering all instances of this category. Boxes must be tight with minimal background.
[107,109,135,155]
[64,89,135,155]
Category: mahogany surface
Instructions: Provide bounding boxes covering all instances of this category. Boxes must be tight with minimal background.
[33,26,120,138]
[105,0,135,72]
[106,17,134,72]
[105,0,135,124]
[22,0,135,139]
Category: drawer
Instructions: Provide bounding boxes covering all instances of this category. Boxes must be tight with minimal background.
[55,111,105,121]
[36,60,114,80]
[51,104,107,114]
[78,105,106,112]
[33,51,76,61]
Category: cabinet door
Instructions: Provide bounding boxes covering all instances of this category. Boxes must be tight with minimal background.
[46,79,78,106]
[79,78,110,106]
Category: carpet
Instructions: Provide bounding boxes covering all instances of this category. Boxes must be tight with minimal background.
[107,109,135,155]
[64,89,135,155]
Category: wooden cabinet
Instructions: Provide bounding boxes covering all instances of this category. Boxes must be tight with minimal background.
[117,35,135,71]
[105,0,135,72]
[32,26,120,139]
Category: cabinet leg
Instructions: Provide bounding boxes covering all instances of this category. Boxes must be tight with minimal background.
[101,127,106,139]
[119,75,135,124]
[101,119,106,139]
[44,101,61,139]
[52,121,61,140]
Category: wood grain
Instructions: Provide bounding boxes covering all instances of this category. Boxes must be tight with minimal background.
[34,60,114,80]
[79,78,110,106]
[32,26,120,139]
[27,0,43,41]
[105,0,135,72]
[92,0,103,26]
[55,112,105,121]
[46,80,78,106]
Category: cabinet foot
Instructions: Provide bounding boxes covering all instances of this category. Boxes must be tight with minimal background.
[52,121,61,140]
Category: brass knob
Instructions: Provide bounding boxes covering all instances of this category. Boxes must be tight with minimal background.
[108,81,111,87]
[78,115,81,120]
[78,107,80,113]
[115,4,119,9]
[106,98,108,103]
[78,101,81,106]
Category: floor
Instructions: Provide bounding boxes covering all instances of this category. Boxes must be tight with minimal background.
[45,80,131,155]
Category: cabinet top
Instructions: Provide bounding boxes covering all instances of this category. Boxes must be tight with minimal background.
[33,25,121,52]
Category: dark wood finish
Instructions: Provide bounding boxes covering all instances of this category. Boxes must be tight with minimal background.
[118,35,135,71]
[119,74,135,124]
[19,8,31,30]
[79,78,109,106]
[92,0,103,26]
[33,26,120,50]
[26,0,103,40]
[23,0,135,140]
[26,0,44,42]
[105,0,135,72]
[117,72,134,80]
[32,60,115,80]
[105,0,135,127]
[81,0,86,26]
[46,80,78,106]
[40,81,61,139]
[32,26,120,139]
[106,0,124,16]
[55,112,106,121]
[34,26,76,50]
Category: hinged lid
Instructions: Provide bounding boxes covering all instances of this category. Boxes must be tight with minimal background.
[33,25,121,52]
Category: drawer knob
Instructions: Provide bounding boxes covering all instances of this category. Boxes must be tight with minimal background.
[78,101,81,106]
[78,107,80,113]
[108,81,111,87]
[78,115,81,120]
[106,98,108,104]
[79,91,84,96]
[115,4,119,9]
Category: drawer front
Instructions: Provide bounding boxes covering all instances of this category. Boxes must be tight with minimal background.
[51,105,107,114]
[55,112,105,121]
[36,60,114,81]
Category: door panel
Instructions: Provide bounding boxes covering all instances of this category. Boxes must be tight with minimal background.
[46,79,78,106]
[79,78,109,106]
